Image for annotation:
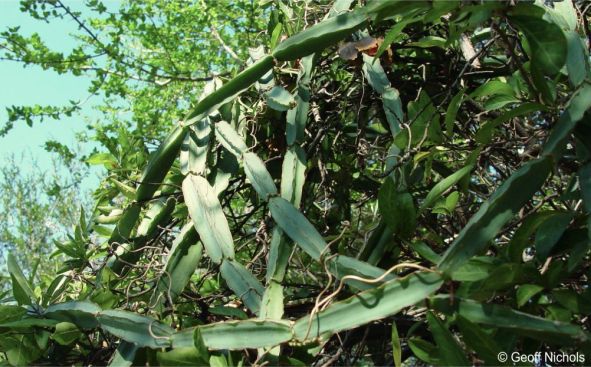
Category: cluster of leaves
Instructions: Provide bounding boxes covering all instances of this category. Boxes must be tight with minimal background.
[1,0,591,366]
[0,152,89,294]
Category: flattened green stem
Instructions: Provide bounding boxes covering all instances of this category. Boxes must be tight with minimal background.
[136,123,187,202]
[150,223,202,310]
[108,196,177,276]
[186,56,275,123]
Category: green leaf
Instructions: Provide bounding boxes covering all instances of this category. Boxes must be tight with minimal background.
[157,347,206,366]
[249,46,275,91]
[566,32,589,87]
[396,90,440,147]
[554,289,591,314]
[579,162,591,224]
[269,23,283,51]
[361,53,404,136]
[407,36,446,48]
[5,334,43,366]
[420,164,473,212]
[543,83,591,156]
[172,320,293,349]
[407,338,439,364]
[476,103,545,144]
[409,241,441,264]
[432,191,459,215]
[470,80,515,99]
[505,211,554,262]
[391,321,402,367]
[509,13,567,75]
[193,328,209,360]
[530,61,556,105]
[209,354,229,367]
[374,14,421,59]
[86,152,117,168]
[292,272,442,340]
[456,316,503,366]
[551,0,578,31]
[97,310,173,348]
[266,86,296,111]
[427,311,470,366]
[243,152,277,199]
[445,89,464,136]
[7,253,35,305]
[378,177,416,238]
[269,196,325,260]
[438,156,552,275]
[51,322,80,346]
[431,295,589,344]
[0,305,26,324]
[220,259,264,314]
[359,221,393,265]
[110,178,136,200]
[534,212,574,260]
[451,257,496,282]
[109,341,137,367]
[182,175,235,264]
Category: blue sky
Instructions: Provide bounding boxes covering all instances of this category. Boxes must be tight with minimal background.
[0,0,120,187]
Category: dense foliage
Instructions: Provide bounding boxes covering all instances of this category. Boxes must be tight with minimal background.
[1,0,591,365]
[0,153,88,292]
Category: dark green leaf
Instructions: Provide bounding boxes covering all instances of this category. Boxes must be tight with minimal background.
[438,157,552,275]
[7,253,35,305]
[427,311,470,366]
[378,177,416,238]
[535,212,574,260]
[456,316,503,366]
[516,284,544,308]
[109,341,137,367]
[431,295,589,344]
[51,322,80,346]
[391,321,402,367]
[420,165,473,212]
[509,12,567,75]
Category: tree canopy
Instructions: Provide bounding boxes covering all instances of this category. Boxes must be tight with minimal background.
[1,0,591,365]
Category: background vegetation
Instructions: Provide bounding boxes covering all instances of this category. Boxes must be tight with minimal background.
[1,0,590,365]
